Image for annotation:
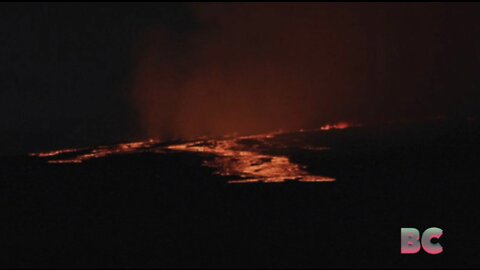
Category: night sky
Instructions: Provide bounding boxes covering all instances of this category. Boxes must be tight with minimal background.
[2,3,480,155]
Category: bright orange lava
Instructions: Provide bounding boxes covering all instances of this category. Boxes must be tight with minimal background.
[31,140,158,164]
[31,122,357,184]
[30,148,82,158]
[319,122,351,131]
[167,132,335,184]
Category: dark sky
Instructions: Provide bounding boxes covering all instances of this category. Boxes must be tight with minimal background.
[2,3,480,155]
[0,3,196,154]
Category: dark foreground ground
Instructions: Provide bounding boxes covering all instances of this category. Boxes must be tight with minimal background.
[1,119,480,268]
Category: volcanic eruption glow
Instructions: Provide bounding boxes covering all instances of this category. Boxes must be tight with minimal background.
[30,123,358,184]
[319,122,351,131]
[30,148,83,158]
[167,131,336,184]
[30,140,159,164]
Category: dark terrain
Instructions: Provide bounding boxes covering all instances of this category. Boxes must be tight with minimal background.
[1,119,480,268]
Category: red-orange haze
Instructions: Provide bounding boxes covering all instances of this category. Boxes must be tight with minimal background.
[132,4,357,140]
[131,3,469,140]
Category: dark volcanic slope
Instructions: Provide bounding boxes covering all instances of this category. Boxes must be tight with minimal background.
[1,119,480,268]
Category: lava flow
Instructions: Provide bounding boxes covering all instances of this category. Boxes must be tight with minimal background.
[31,123,355,184]
[167,132,335,184]
[30,140,159,164]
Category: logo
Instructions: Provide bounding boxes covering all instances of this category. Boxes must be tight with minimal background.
[401,227,443,255]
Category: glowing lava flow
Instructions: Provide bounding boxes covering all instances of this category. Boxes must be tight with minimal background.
[318,121,351,131]
[30,148,83,158]
[30,140,159,164]
[167,132,335,184]
[31,122,356,184]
